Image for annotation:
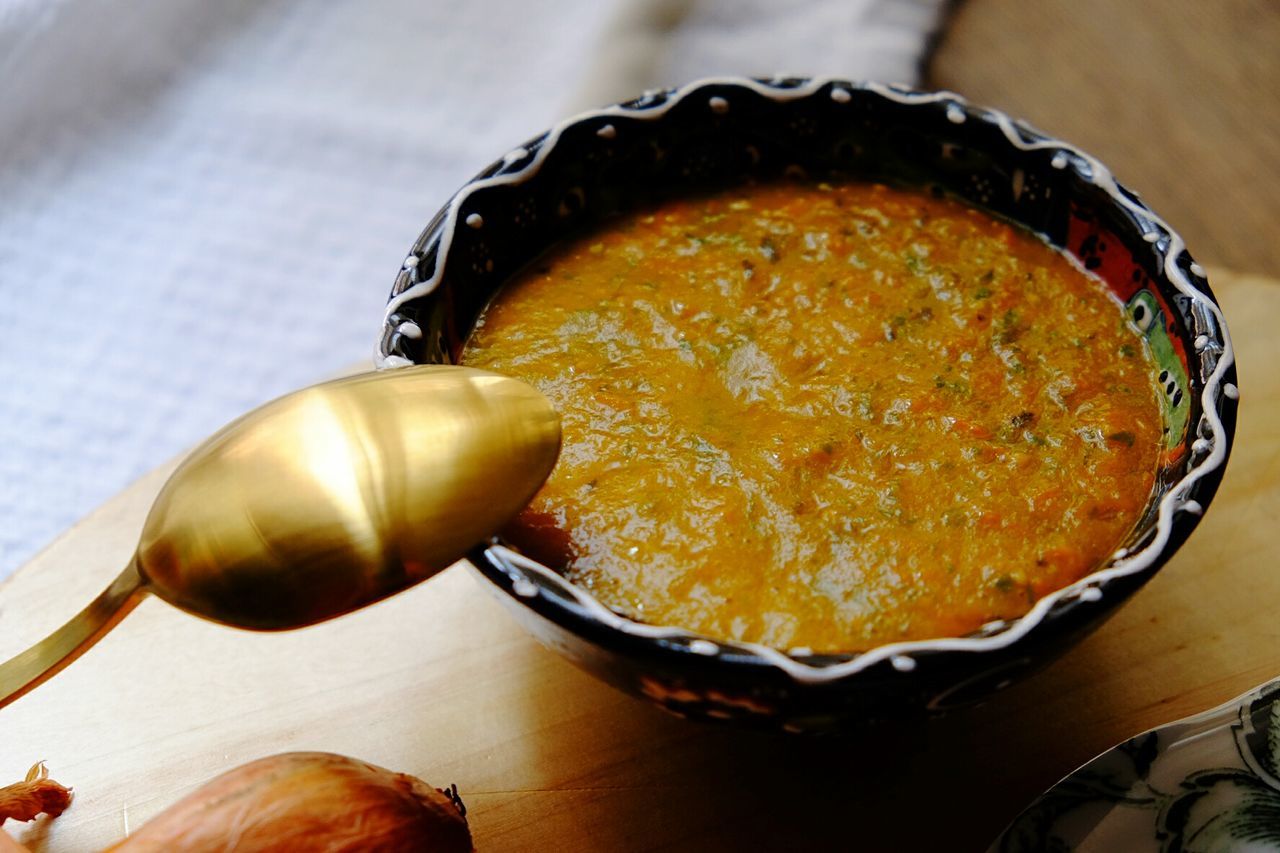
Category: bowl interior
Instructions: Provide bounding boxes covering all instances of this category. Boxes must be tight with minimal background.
[379,78,1235,677]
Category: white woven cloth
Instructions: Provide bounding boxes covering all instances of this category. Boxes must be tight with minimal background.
[0,0,946,578]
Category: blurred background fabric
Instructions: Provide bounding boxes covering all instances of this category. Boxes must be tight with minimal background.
[0,0,948,578]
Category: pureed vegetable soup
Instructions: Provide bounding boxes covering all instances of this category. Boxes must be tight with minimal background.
[462,181,1163,651]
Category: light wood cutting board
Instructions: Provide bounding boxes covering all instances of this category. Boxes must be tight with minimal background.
[2,270,1277,851]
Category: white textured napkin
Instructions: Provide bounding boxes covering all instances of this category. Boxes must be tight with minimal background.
[0,0,946,578]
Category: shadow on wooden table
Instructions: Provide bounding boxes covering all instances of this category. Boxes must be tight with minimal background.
[464,631,1132,851]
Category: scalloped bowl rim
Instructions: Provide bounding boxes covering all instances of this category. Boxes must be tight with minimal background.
[375,76,1236,686]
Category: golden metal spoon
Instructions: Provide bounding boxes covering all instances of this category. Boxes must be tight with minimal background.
[0,365,561,709]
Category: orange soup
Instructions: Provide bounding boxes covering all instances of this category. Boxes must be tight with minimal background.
[462,182,1162,651]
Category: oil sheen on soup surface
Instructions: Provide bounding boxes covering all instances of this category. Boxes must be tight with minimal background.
[462,182,1162,651]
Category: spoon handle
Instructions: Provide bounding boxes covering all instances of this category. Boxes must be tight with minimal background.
[0,562,147,710]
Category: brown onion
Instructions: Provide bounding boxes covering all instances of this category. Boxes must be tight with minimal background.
[107,752,471,852]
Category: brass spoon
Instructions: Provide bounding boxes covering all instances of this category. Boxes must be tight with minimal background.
[0,365,561,709]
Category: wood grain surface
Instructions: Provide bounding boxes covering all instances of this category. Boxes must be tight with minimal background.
[0,269,1275,851]
[930,0,1280,276]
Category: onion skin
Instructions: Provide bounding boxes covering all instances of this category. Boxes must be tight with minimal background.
[0,762,72,825]
[107,752,472,852]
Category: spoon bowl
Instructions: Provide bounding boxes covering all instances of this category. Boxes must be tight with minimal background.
[0,365,561,706]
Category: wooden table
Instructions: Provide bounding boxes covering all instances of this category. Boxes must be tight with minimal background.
[1,270,1276,851]
[930,0,1280,277]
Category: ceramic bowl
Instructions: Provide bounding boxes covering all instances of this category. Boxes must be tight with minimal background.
[376,77,1237,732]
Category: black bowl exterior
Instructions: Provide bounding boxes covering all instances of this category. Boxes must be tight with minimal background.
[467,547,1146,731]
[380,78,1237,732]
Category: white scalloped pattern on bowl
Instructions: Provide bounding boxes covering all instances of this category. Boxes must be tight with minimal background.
[377,77,1236,686]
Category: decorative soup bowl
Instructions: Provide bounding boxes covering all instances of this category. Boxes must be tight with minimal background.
[376,78,1236,732]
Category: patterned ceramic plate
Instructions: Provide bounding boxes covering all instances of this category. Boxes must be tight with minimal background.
[990,676,1280,851]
